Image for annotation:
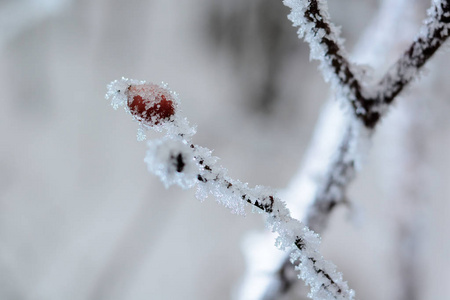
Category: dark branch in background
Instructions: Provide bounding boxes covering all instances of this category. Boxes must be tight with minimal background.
[304,126,355,233]
[296,0,450,128]
[259,0,450,298]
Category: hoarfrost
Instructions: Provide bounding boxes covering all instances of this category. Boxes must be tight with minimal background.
[107,78,355,300]
[145,137,198,189]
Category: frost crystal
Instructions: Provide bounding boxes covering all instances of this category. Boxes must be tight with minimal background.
[145,137,198,189]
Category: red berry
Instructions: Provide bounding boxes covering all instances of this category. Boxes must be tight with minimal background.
[126,83,176,126]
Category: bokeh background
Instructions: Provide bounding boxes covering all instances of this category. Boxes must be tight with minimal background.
[0,0,449,299]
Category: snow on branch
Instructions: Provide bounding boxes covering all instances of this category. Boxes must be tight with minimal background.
[106,78,355,300]
[282,0,450,129]
[282,0,368,119]
[238,101,361,300]
[375,0,450,104]
[248,1,450,298]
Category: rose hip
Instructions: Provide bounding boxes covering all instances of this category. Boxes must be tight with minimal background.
[126,83,175,126]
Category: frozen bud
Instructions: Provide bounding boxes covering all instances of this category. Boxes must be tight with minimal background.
[107,78,196,141]
[126,83,176,126]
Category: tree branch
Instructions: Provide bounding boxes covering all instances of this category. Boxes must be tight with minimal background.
[283,0,450,128]
[283,0,365,102]
[375,0,450,105]
[252,0,449,298]
[106,78,355,300]
[304,125,355,232]
[106,1,450,299]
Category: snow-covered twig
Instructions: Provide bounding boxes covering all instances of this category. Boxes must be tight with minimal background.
[374,0,450,105]
[283,0,450,128]
[282,0,365,111]
[106,78,355,300]
[238,99,351,300]
[240,103,361,300]
[303,0,450,228]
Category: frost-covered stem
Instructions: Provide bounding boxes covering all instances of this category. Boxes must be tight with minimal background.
[237,100,351,300]
[254,0,422,298]
[302,1,361,92]
[374,0,450,105]
[106,78,355,300]
[271,1,448,296]
[283,0,377,126]
[354,0,450,128]
[156,138,355,300]
[264,128,361,299]
[283,0,365,114]
[258,121,360,300]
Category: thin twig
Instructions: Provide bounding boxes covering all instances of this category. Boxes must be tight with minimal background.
[106,78,356,300]
[375,0,450,104]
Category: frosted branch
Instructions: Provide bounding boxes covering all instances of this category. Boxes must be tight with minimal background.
[283,0,450,128]
[249,0,441,298]
[282,0,365,107]
[374,0,450,104]
[254,119,368,300]
[106,78,355,300]
[239,102,361,300]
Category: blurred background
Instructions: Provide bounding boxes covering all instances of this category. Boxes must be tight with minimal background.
[0,0,449,299]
